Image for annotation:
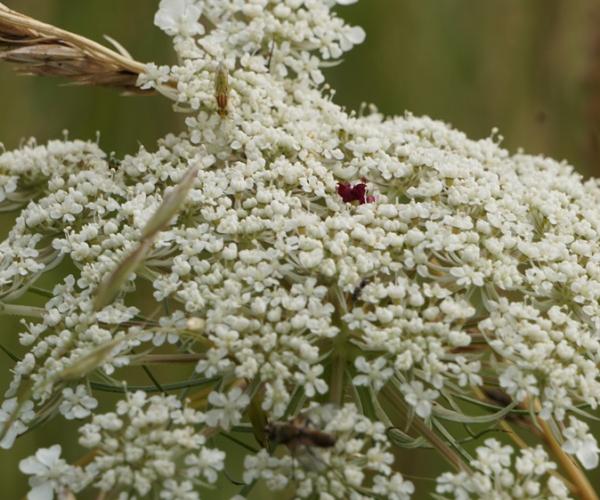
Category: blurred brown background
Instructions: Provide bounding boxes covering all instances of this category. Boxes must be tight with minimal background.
[1,0,600,497]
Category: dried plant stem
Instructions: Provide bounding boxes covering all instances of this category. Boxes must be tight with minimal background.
[472,386,528,449]
[0,3,164,92]
[472,386,577,494]
[534,400,599,500]
[75,448,99,467]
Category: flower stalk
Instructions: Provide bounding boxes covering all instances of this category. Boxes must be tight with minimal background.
[535,400,599,500]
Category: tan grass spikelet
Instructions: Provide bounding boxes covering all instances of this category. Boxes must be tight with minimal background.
[0,2,159,93]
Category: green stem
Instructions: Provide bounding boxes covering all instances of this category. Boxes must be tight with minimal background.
[141,364,164,393]
[330,293,355,405]
[221,431,259,453]
[90,377,218,393]
[534,400,599,500]
[0,302,45,318]
[381,383,471,473]
[0,343,19,362]
[129,353,203,364]
[330,352,345,406]
[27,286,54,299]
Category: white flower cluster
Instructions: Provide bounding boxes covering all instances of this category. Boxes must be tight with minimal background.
[436,439,571,500]
[144,0,365,92]
[0,397,34,449]
[1,0,600,497]
[19,444,87,500]
[20,392,224,499]
[244,404,414,499]
[561,416,600,470]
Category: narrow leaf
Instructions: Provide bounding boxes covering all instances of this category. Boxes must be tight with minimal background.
[432,399,517,424]
[93,238,152,311]
[140,165,198,239]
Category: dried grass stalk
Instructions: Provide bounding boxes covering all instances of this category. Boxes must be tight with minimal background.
[0,2,155,93]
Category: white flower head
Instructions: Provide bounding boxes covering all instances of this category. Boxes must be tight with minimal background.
[436,442,570,499]
[19,445,85,500]
[400,381,438,419]
[294,362,328,397]
[5,0,600,496]
[205,387,250,430]
[59,385,98,420]
[74,393,220,496]
[154,0,204,37]
[353,356,393,391]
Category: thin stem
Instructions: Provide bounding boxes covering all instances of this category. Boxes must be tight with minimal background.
[27,286,54,299]
[471,386,528,448]
[129,353,203,365]
[329,352,345,406]
[141,364,164,394]
[330,301,351,405]
[90,377,218,394]
[188,385,214,410]
[534,400,599,500]
[74,448,99,467]
[381,384,471,473]
[0,302,45,318]
[221,432,259,453]
[0,343,19,362]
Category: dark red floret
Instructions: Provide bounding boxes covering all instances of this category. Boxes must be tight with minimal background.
[336,182,355,203]
[337,181,372,205]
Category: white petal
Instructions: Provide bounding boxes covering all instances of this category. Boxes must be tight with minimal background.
[346,26,366,45]
[20,457,46,475]
[0,426,18,449]
[36,445,61,467]
[27,482,54,500]
[577,447,599,470]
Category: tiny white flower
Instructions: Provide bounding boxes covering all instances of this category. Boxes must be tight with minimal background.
[154,0,204,37]
[160,480,198,500]
[472,438,512,475]
[498,365,539,402]
[185,448,226,483]
[138,64,172,91]
[19,445,83,500]
[59,385,98,420]
[353,356,393,391]
[400,381,439,419]
[294,362,327,397]
[205,387,250,430]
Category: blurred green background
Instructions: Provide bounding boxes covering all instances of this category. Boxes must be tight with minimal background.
[2,0,600,497]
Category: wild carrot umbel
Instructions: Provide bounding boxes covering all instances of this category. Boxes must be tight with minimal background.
[1,1,600,499]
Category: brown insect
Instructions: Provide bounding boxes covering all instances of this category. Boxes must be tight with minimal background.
[266,414,336,452]
[215,62,229,117]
